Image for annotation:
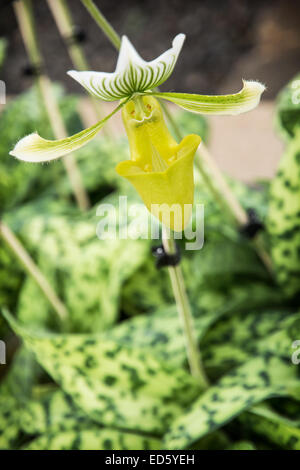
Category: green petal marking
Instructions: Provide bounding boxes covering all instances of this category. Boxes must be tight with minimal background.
[10,100,127,162]
[67,34,185,101]
[150,80,266,115]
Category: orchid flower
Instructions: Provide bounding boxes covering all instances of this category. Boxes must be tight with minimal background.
[10,34,265,229]
[117,96,201,231]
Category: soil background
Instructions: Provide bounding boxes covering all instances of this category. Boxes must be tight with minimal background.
[1,0,299,97]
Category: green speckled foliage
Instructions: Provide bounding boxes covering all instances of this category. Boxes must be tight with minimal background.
[3,310,200,436]
[275,73,300,141]
[0,85,80,212]
[240,404,300,450]
[8,209,148,332]
[267,74,300,297]
[18,386,160,449]
[163,354,300,449]
[161,311,300,449]
[109,287,286,370]
[23,427,160,450]
[0,347,38,449]
[267,134,300,297]
[226,441,256,450]
[1,74,300,451]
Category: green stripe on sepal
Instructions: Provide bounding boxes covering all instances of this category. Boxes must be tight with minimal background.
[149,80,265,115]
[9,100,128,162]
[67,34,185,102]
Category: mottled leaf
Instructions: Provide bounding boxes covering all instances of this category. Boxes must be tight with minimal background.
[19,388,91,436]
[2,310,200,435]
[275,73,300,140]
[23,426,160,450]
[12,210,149,332]
[0,347,37,449]
[241,404,300,450]
[163,354,300,449]
[267,138,300,297]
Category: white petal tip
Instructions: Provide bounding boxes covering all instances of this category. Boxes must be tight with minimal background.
[67,70,79,80]
[243,79,266,94]
[173,33,186,47]
[9,133,47,163]
[120,35,130,44]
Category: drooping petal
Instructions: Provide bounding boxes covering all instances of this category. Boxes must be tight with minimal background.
[149,80,266,115]
[10,101,126,162]
[67,34,185,101]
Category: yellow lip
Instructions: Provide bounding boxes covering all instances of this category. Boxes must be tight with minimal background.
[116,96,201,231]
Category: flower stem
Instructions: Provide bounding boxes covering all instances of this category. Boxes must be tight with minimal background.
[81,0,272,272]
[162,227,209,389]
[80,0,121,50]
[197,143,273,273]
[14,0,90,211]
[47,0,89,70]
[160,104,273,272]
[0,221,68,322]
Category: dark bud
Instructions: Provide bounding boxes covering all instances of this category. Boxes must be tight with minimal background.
[65,27,87,46]
[240,208,264,239]
[152,243,181,269]
[22,63,43,77]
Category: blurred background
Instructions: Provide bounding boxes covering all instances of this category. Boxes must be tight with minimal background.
[1,0,300,181]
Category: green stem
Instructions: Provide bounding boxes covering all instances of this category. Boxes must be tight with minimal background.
[47,0,110,136]
[80,0,121,50]
[162,227,208,389]
[160,104,273,272]
[14,0,90,211]
[47,0,89,70]
[0,221,68,322]
[81,0,273,371]
[80,0,272,271]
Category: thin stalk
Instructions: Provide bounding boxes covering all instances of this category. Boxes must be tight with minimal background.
[198,143,248,225]
[160,101,273,270]
[80,0,121,50]
[252,235,273,274]
[14,0,90,211]
[160,105,273,271]
[81,0,273,371]
[198,143,273,273]
[47,0,89,71]
[0,221,68,321]
[80,0,228,217]
[46,0,110,135]
[162,227,208,389]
